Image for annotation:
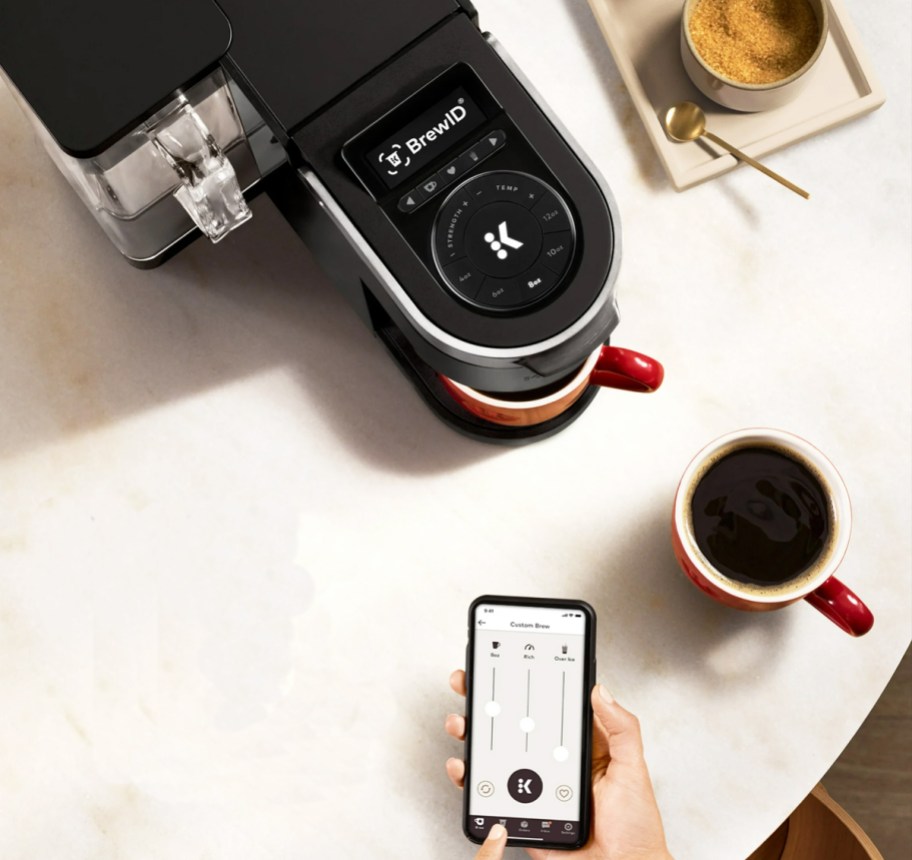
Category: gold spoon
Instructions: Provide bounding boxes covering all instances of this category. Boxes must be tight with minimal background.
[664,102,809,199]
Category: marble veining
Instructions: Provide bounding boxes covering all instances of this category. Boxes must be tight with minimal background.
[0,2,910,859]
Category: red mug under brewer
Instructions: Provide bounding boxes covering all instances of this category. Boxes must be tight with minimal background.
[441,345,664,427]
[672,429,874,636]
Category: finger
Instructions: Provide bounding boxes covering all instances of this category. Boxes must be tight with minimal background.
[474,823,507,859]
[445,713,466,740]
[445,756,465,788]
[450,669,467,697]
[590,684,646,769]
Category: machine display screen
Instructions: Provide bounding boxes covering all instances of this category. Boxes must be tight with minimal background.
[366,86,486,189]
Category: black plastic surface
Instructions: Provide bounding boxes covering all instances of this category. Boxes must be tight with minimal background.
[364,86,487,190]
[0,0,231,157]
[377,323,602,445]
[433,171,575,311]
[291,15,616,353]
[217,0,462,136]
[342,63,502,198]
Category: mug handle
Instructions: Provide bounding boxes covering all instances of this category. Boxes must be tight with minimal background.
[804,576,874,637]
[590,346,665,393]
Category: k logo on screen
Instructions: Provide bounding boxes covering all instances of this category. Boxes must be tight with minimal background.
[507,768,543,803]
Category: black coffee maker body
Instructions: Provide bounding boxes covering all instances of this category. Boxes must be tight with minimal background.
[0,0,661,443]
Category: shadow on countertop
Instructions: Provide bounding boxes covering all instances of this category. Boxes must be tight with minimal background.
[0,133,501,475]
[560,0,667,192]
[580,502,793,694]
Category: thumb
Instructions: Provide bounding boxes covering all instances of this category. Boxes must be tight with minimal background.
[474,823,507,859]
[591,684,647,769]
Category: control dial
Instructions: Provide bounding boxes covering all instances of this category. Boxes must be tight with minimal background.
[432,172,577,311]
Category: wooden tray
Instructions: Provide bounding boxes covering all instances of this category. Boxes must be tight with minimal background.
[586,0,885,190]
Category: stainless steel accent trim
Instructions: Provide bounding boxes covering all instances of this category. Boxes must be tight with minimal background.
[485,33,623,262]
[485,32,622,310]
[299,167,518,363]
[132,35,621,353]
[295,35,622,365]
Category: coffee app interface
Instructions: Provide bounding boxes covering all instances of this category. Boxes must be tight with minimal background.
[468,603,588,844]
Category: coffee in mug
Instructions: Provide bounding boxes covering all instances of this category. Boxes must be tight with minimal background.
[672,429,873,636]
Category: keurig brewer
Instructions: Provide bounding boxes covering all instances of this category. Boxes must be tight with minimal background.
[0,0,663,443]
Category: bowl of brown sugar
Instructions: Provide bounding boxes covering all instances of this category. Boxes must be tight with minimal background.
[681,0,829,112]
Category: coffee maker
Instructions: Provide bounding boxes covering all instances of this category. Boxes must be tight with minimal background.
[0,0,663,443]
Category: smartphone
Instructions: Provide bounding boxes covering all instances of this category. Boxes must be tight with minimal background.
[463,595,596,850]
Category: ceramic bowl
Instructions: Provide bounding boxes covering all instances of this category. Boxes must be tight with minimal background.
[680,0,829,112]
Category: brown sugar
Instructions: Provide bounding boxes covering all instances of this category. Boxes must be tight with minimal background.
[688,0,822,85]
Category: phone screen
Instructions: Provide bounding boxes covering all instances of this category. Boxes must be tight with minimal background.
[465,599,593,847]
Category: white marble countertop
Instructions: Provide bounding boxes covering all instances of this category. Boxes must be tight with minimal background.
[0,1,909,858]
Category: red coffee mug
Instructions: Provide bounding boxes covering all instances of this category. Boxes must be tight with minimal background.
[672,429,874,636]
[441,345,664,428]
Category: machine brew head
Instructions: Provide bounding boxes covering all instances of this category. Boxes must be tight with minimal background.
[0,0,660,444]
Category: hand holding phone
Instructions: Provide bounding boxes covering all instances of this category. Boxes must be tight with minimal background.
[461,596,596,849]
[447,596,673,859]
